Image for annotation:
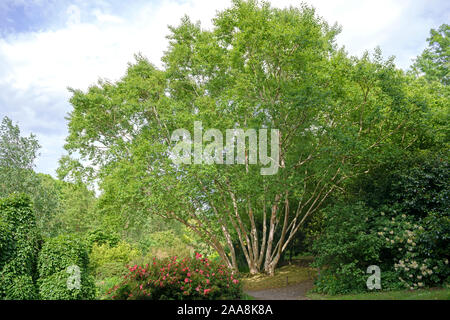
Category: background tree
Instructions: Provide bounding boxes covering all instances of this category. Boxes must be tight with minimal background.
[0,116,40,197]
[411,24,449,85]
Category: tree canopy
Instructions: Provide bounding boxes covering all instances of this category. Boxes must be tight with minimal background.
[60,1,441,275]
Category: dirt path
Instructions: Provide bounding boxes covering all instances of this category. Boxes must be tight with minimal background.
[245,280,315,300]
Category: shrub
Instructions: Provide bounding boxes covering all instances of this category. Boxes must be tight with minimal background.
[89,241,139,277]
[38,270,96,300]
[86,228,120,250]
[312,155,449,294]
[0,193,40,300]
[106,253,243,300]
[311,203,383,294]
[2,275,37,300]
[96,276,123,300]
[138,230,193,258]
[0,217,13,269]
[38,234,95,300]
[93,262,129,280]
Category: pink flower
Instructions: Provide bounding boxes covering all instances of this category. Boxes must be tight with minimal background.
[204,289,211,295]
[206,279,210,284]
[184,278,189,283]
[233,279,239,284]
[187,272,191,277]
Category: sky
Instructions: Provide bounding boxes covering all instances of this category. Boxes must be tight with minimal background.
[0,0,449,177]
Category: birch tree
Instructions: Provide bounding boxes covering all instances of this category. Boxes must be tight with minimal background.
[63,0,421,275]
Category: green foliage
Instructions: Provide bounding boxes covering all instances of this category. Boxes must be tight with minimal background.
[90,241,139,276]
[62,0,425,275]
[86,228,121,250]
[38,269,96,300]
[411,24,449,85]
[96,276,123,299]
[0,116,40,178]
[0,217,13,269]
[38,234,95,300]
[107,253,243,300]
[55,182,97,235]
[312,203,382,294]
[313,155,450,294]
[2,275,37,300]
[138,230,193,258]
[0,193,40,300]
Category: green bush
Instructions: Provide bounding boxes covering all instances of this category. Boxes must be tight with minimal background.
[0,217,13,269]
[38,270,96,300]
[86,228,120,250]
[38,234,95,300]
[312,155,449,294]
[93,262,129,280]
[90,241,139,277]
[107,253,243,300]
[2,275,37,300]
[312,203,383,294]
[138,230,193,258]
[0,193,40,300]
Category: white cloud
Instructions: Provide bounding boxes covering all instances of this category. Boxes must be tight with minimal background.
[0,0,448,176]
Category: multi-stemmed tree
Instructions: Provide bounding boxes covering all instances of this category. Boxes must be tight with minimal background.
[63,1,423,275]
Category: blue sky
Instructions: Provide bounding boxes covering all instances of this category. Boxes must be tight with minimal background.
[0,0,449,177]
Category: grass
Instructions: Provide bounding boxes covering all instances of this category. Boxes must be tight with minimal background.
[242,263,316,291]
[241,257,449,300]
[240,293,256,300]
[307,287,450,300]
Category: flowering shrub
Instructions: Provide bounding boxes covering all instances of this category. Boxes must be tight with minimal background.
[312,155,449,294]
[382,212,450,290]
[313,203,449,294]
[106,253,243,300]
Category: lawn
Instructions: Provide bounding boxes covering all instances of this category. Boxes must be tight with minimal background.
[307,287,450,300]
[241,260,449,300]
